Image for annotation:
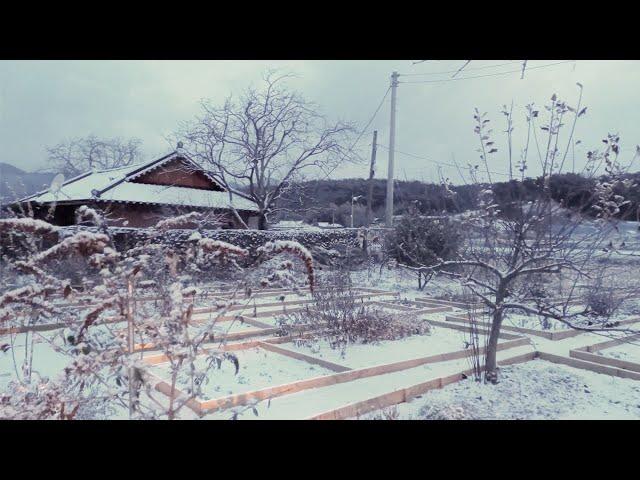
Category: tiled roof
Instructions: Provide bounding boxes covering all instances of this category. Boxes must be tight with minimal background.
[21,151,259,212]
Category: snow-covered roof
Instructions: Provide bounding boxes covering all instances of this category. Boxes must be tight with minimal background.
[21,151,259,212]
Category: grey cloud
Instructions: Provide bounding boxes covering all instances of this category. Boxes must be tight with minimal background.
[1,60,639,184]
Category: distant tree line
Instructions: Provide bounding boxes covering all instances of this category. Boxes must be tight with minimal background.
[273,172,640,226]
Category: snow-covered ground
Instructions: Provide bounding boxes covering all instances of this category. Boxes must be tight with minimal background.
[3,266,640,420]
[0,339,69,391]
[349,266,465,299]
[363,359,640,420]
[149,346,334,400]
[281,327,478,369]
[599,341,640,363]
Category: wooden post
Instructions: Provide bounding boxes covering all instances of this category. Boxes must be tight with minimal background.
[385,72,399,227]
[366,130,378,227]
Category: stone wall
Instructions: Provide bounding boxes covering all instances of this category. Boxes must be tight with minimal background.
[56,226,374,258]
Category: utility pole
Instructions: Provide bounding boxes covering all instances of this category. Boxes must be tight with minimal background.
[385,71,399,227]
[366,130,378,227]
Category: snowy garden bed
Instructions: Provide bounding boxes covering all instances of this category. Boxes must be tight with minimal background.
[142,322,531,417]
[444,308,640,341]
[600,342,640,363]
[147,346,336,401]
[279,326,482,369]
[569,333,640,374]
[504,310,640,332]
[361,359,640,420]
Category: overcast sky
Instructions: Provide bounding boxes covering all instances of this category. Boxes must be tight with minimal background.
[1,60,639,184]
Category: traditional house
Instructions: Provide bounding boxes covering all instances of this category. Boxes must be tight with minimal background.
[15,147,260,229]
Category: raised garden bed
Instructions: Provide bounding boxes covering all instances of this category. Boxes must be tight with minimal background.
[445,312,640,341]
[143,329,531,417]
[569,333,640,375]
[147,346,337,401]
[361,359,640,420]
[599,342,640,364]
[277,327,483,369]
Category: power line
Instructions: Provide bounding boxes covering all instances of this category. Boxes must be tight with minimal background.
[377,144,513,178]
[401,61,523,77]
[350,85,391,154]
[318,85,391,180]
[452,60,472,78]
[400,61,575,84]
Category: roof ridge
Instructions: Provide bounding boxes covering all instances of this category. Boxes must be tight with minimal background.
[96,163,144,173]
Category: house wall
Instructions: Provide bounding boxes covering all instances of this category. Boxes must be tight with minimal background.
[131,158,223,191]
[103,203,244,229]
[25,201,250,230]
[23,203,78,226]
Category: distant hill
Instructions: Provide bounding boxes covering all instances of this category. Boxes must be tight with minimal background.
[275,173,640,224]
[0,163,55,203]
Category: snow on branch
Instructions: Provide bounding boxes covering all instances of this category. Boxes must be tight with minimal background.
[197,238,248,258]
[0,284,58,323]
[31,231,111,264]
[0,217,58,235]
[75,205,106,229]
[75,297,122,343]
[155,212,204,231]
[257,240,315,291]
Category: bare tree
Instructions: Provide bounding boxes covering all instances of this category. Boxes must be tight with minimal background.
[402,88,640,383]
[177,71,356,230]
[46,135,143,177]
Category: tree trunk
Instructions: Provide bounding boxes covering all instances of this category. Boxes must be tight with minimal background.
[258,212,268,230]
[362,230,369,258]
[484,307,503,384]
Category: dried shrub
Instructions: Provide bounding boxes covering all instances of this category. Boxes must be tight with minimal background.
[419,404,469,420]
[0,218,59,235]
[278,271,430,350]
[154,212,204,231]
[585,287,623,319]
[369,406,400,420]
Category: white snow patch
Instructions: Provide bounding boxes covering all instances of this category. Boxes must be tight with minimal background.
[365,359,640,420]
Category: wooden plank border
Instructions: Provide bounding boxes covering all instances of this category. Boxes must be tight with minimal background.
[307,350,536,420]
[442,314,634,341]
[414,297,483,310]
[191,290,399,316]
[258,342,351,373]
[189,336,530,415]
[537,351,640,380]
[568,333,640,373]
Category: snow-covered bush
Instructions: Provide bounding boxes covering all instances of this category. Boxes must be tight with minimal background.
[385,214,461,289]
[257,241,315,292]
